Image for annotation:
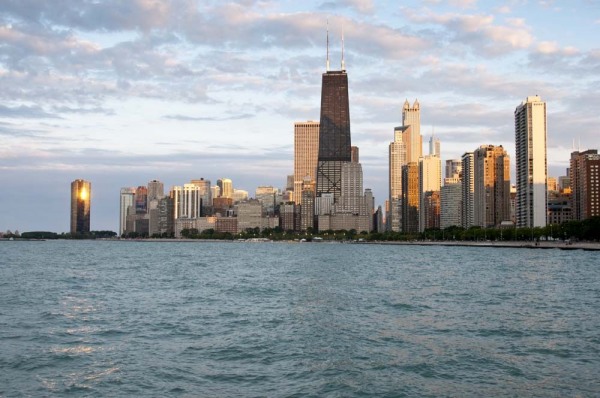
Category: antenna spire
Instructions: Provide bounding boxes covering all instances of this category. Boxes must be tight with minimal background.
[341,23,345,70]
[326,19,330,72]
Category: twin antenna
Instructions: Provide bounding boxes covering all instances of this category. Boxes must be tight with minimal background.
[326,19,345,72]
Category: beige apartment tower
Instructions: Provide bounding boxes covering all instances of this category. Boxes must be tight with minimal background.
[293,121,320,204]
[570,150,600,221]
[473,145,511,228]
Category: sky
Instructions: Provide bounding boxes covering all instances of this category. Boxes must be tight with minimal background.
[1,0,599,233]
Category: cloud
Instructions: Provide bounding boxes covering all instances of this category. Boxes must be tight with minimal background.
[0,0,182,32]
[52,106,115,115]
[449,0,478,8]
[494,5,511,14]
[163,113,255,122]
[319,0,375,14]
[405,10,533,56]
[0,121,46,138]
[0,104,60,119]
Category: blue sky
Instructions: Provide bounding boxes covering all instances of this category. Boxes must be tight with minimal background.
[1,0,599,233]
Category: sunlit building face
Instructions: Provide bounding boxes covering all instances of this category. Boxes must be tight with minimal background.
[71,179,91,234]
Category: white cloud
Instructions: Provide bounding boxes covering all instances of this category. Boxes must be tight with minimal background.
[449,0,478,9]
[405,10,533,56]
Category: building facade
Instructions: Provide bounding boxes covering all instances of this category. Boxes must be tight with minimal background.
[389,126,407,232]
[316,70,352,201]
[419,155,441,232]
[190,178,212,215]
[570,149,600,221]
[70,179,91,234]
[217,178,233,199]
[402,162,420,233]
[441,178,461,229]
[473,145,511,228]
[446,159,462,180]
[402,99,422,163]
[461,152,475,228]
[173,184,202,219]
[293,121,320,204]
[515,95,547,228]
[119,187,135,236]
[236,199,264,232]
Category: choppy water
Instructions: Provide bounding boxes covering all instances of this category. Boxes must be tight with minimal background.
[1,241,599,397]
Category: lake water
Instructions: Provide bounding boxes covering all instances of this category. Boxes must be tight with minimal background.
[1,240,599,397]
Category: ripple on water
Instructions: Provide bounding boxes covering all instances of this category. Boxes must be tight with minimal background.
[1,241,599,397]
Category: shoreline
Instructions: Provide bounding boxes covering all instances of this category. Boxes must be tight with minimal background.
[3,238,599,251]
[119,238,600,251]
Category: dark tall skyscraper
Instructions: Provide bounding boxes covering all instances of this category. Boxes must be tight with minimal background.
[70,179,91,234]
[315,69,351,200]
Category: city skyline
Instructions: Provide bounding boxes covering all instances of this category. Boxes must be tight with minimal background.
[1,1,599,232]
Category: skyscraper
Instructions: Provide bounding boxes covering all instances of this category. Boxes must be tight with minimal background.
[441,178,461,229]
[147,180,164,203]
[461,152,475,228]
[300,179,315,231]
[570,149,600,221]
[70,179,91,234]
[191,178,212,215]
[446,159,462,180]
[402,162,419,233]
[515,95,547,228]
[389,127,407,232]
[119,187,136,236]
[402,99,422,163]
[429,133,440,157]
[135,186,148,214]
[473,145,511,228]
[351,146,359,163]
[293,121,320,204]
[419,155,442,232]
[338,162,364,214]
[217,178,233,199]
[315,67,351,201]
[173,184,202,219]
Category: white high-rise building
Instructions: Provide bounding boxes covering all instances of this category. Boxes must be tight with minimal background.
[119,187,136,236]
[515,95,547,228]
[389,127,407,232]
[173,184,202,219]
